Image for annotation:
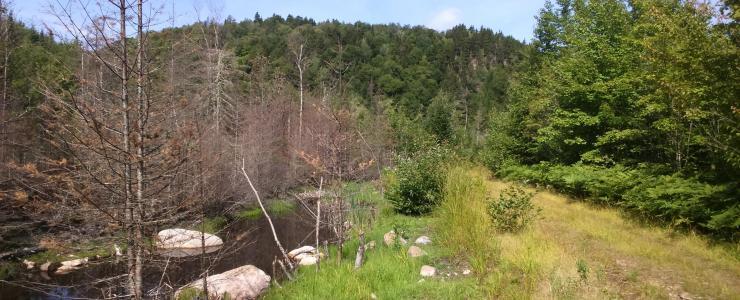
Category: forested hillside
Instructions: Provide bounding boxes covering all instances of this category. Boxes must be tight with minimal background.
[0,0,737,299]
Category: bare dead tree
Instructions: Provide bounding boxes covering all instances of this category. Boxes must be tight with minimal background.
[40,1,195,298]
[315,176,322,272]
[288,29,308,141]
[240,159,294,270]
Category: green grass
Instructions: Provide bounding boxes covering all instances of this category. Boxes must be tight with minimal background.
[26,240,112,264]
[236,207,263,220]
[264,167,740,299]
[235,198,299,222]
[267,199,296,217]
[435,166,498,276]
[196,216,228,234]
[265,213,481,299]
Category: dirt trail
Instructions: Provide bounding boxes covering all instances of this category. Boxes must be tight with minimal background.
[486,179,740,300]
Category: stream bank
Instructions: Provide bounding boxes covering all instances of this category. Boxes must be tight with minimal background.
[0,201,325,299]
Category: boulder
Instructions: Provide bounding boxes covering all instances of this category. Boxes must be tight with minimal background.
[298,255,319,266]
[364,240,376,250]
[23,259,35,270]
[39,261,51,272]
[288,246,316,259]
[156,228,223,249]
[407,246,425,258]
[55,257,88,275]
[288,245,322,266]
[383,231,407,246]
[414,236,432,245]
[420,265,436,277]
[177,265,270,300]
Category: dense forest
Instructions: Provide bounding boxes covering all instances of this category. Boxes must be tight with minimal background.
[0,0,737,299]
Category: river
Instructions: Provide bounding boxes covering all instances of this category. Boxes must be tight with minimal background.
[0,205,326,299]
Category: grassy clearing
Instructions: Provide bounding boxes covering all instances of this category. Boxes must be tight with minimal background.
[263,168,740,299]
[485,176,740,299]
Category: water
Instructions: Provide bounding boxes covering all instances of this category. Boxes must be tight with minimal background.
[0,206,327,299]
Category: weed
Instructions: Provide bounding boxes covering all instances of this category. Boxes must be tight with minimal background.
[577,258,589,281]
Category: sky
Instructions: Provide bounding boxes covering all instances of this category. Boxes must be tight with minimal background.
[11,0,548,42]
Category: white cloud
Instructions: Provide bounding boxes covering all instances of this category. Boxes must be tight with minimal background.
[427,7,461,31]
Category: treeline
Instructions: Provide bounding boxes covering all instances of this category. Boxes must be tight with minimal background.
[484,0,739,239]
[168,14,525,144]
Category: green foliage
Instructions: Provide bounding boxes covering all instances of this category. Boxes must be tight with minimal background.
[500,163,739,240]
[482,110,519,172]
[0,262,19,280]
[502,0,739,180]
[424,92,454,142]
[389,111,436,157]
[385,146,451,215]
[623,175,737,235]
[486,185,540,232]
[576,259,589,281]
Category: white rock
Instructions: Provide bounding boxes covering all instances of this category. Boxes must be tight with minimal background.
[55,257,88,274]
[177,265,270,300]
[462,269,471,275]
[288,245,316,259]
[383,231,408,246]
[415,236,432,245]
[420,265,436,277]
[23,259,35,270]
[298,255,319,266]
[39,261,51,272]
[364,240,376,250]
[156,228,223,250]
[407,246,426,258]
[383,231,396,246]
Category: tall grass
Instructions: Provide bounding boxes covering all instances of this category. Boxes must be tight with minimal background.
[435,167,498,275]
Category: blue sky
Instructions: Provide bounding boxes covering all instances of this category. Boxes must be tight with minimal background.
[12,0,547,41]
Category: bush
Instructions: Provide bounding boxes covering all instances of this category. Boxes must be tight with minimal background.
[386,146,451,215]
[487,185,540,232]
[499,163,739,240]
[623,175,737,237]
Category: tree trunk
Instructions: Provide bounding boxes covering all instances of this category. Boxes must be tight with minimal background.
[118,0,138,297]
[315,177,322,272]
[354,231,365,269]
[297,44,304,141]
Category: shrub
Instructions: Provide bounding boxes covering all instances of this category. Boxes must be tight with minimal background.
[386,146,451,215]
[487,185,540,232]
[623,175,736,236]
[499,162,739,240]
